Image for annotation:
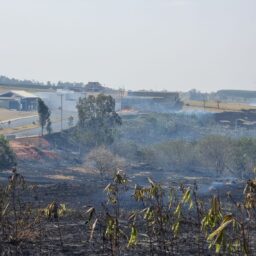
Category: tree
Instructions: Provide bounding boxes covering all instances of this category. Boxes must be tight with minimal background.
[37,98,51,136]
[46,119,52,134]
[76,94,122,146]
[0,135,16,170]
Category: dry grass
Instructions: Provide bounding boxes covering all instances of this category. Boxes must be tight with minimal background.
[45,175,75,181]
[71,166,99,175]
[0,108,37,121]
[0,123,39,135]
[184,100,256,112]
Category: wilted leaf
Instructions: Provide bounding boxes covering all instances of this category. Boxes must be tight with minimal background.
[128,225,138,247]
[89,218,98,241]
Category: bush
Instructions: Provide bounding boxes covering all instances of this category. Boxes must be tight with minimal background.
[86,146,126,178]
[139,140,199,171]
[0,135,16,170]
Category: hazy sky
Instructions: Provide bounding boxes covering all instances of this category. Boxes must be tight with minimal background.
[0,0,255,92]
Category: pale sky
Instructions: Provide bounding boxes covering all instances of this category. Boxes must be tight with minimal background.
[0,0,255,92]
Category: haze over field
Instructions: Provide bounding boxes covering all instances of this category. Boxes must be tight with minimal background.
[0,0,255,92]
[1,1,256,254]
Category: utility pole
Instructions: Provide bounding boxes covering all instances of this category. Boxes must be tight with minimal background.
[118,87,125,111]
[60,94,63,132]
[58,94,63,132]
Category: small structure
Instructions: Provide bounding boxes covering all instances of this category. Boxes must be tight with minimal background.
[0,90,38,111]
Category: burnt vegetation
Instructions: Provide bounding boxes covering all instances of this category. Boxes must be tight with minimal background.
[0,168,255,255]
[1,94,256,255]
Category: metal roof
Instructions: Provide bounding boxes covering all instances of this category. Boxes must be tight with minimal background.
[0,90,38,98]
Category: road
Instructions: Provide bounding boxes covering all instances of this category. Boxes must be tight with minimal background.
[0,104,127,138]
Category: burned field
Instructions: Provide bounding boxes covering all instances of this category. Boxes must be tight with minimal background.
[1,0,256,253]
[0,110,256,255]
[0,165,254,255]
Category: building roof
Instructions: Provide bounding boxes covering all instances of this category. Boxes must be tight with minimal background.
[0,90,38,99]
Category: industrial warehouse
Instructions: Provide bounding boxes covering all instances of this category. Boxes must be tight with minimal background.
[0,90,38,111]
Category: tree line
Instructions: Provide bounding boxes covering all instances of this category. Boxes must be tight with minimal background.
[0,75,87,89]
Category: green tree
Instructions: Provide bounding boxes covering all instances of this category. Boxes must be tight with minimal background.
[76,94,121,146]
[0,135,16,170]
[37,98,51,136]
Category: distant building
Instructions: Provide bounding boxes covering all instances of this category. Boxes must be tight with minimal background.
[121,91,183,112]
[216,90,256,102]
[35,90,82,111]
[0,90,38,111]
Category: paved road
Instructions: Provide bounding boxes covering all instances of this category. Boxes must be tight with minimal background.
[1,106,127,138]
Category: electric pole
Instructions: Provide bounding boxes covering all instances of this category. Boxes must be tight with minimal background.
[58,94,63,132]
[60,94,63,132]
